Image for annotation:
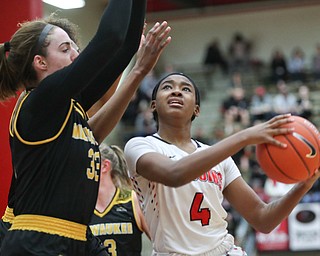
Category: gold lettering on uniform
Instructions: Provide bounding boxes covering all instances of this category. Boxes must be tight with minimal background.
[72,123,97,146]
[90,223,134,235]
[79,126,88,142]
[127,223,133,234]
[94,151,100,182]
[121,223,127,234]
[72,123,80,138]
[83,127,96,145]
[90,225,99,236]
[86,148,100,182]
[99,223,107,235]
[106,224,113,235]
[113,223,121,234]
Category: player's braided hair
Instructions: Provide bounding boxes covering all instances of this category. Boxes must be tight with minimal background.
[99,143,132,190]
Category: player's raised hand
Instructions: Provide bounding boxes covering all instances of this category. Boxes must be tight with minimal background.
[133,21,171,75]
[138,22,147,51]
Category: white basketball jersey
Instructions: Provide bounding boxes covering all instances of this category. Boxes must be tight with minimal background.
[124,134,241,254]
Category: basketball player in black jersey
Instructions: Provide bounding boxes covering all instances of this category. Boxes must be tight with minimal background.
[0,12,171,254]
[0,0,148,254]
[90,143,151,256]
[0,5,170,255]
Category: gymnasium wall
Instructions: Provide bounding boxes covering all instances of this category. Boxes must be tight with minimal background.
[44,2,320,70]
[155,3,320,69]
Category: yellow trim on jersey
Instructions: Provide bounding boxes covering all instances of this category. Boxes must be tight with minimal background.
[94,188,132,218]
[1,206,14,224]
[10,214,87,241]
[73,100,88,120]
[12,95,74,145]
[9,90,28,137]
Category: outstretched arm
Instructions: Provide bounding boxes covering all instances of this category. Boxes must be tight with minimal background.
[224,170,320,233]
[33,0,136,107]
[86,74,122,118]
[21,0,141,141]
[132,114,295,187]
[79,0,147,110]
[89,21,172,144]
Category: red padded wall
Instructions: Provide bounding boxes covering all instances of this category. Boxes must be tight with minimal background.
[0,0,43,215]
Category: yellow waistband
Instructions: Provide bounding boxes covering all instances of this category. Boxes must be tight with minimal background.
[1,206,14,223]
[10,214,87,241]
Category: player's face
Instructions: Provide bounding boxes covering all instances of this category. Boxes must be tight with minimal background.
[152,74,199,122]
[42,27,79,76]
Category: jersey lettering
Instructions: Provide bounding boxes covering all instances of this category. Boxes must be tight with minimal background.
[104,239,117,256]
[190,192,210,226]
[72,123,97,145]
[195,169,223,190]
[86,148,100,182]
[90,223,133,236]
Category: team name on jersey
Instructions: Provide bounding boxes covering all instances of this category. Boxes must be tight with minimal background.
[72,123,97,145]
[194,169,223,190]
[90,223,133,236]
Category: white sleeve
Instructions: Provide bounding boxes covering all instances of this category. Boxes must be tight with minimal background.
[124,137,157,177]
[223,157,241,188]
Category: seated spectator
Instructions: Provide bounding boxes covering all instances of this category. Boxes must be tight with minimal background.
[121,91,142,128]
[134,100,157,137]
[229,71,244,88]
[207,125,225,145]
[270,49,288,83]
[288,47,306,82]
[296,85,313,120]
[273,80,298,115]
[139,70,158,102]
[203,38,229,75]
[121,91,145,142]
[250,85,273,123]
[228,32,252,73]
[221,87,250,135]
[312,43,320,81]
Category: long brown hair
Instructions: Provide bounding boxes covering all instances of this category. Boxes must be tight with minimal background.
[0,14,79,101]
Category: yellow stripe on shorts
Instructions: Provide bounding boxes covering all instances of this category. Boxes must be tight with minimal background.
[1,206,14,223]
[10,214,87,241]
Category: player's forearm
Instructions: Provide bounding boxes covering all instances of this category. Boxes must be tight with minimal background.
[89,68,146,144]
[254,182,314,233]
[148,134,252,187]
[158,117,291,186]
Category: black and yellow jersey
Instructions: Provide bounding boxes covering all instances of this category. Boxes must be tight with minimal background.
[2,0,146,254]
[10,94,100,226]
[90,189,143,256]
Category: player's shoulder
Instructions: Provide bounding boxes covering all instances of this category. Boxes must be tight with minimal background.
[125,134,157,149]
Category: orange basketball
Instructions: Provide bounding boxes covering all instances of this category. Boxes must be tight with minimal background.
[256,116,320,184]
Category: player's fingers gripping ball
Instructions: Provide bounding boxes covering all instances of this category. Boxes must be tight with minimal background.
[256,116,320,184]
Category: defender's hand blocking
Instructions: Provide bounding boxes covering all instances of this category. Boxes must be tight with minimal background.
[133,21,171,75]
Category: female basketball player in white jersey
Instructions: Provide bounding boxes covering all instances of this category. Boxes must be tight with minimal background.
[124,72,320,255]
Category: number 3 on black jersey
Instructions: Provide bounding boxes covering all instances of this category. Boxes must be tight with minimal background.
[86,148,100,182]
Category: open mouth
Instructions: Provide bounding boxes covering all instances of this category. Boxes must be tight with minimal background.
[168,98,183,107]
